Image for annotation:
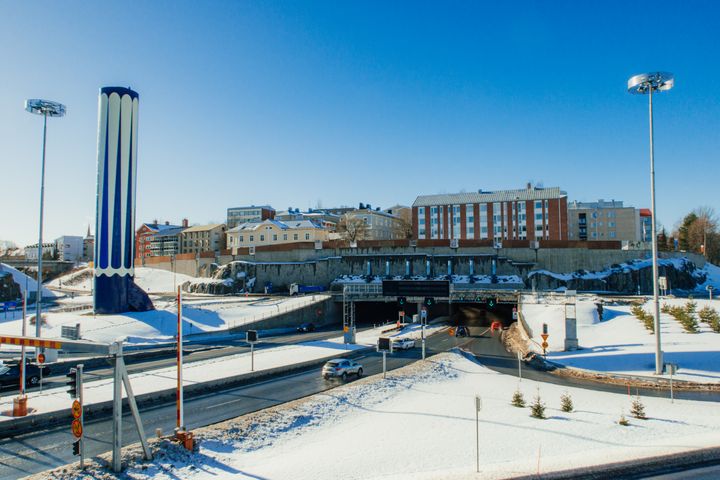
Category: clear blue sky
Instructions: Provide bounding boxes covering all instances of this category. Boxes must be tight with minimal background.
[2,1,718,246]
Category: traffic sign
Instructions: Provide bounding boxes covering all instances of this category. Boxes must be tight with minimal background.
[449,327,456,336]
[71,400,82,419]
[512,308,518,320]
[71,419,83,438]
[540,333,549,342]
[343,325,349,333]
[37,353,45,364]
[541,341,549,349]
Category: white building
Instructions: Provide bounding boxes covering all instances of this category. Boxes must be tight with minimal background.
[226,219,329,253]
[24,242,57,261]
[55,236,84,262]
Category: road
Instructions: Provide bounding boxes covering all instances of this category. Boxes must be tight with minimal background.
[0,325,359,394]
[0,330,465,479]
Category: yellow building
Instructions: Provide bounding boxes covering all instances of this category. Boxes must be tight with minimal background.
[226,219,329,253]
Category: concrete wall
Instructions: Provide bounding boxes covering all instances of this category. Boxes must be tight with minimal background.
[228,297,340,333]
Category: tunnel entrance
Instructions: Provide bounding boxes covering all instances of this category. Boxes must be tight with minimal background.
[449,302,516,329]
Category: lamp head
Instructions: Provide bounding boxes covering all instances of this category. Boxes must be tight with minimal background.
[628,72,674,95]
[25,99,66,117]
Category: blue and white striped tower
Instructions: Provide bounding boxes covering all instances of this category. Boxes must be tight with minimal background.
[94,87,140,314]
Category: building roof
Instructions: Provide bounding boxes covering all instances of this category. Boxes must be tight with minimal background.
[412,187,566,207]
[227,205,275,212]
[346,209,401,220]
[141,222,183,233]
[228,219,324,233]
[639,208,652,217]
[181,223,225,233]
[149,226,186,239]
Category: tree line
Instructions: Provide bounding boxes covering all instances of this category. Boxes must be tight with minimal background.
[658,206,719,264]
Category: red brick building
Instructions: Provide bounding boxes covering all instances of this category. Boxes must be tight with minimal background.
[135,220,187,259]
[412,186,568,242]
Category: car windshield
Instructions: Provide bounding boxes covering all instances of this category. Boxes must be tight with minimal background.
[0,365,10,375]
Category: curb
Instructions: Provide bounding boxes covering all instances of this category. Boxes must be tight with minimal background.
[0,345,375,439]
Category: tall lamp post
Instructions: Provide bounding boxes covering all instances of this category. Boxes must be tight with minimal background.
[25,99,66,347]
[627,72,674,375]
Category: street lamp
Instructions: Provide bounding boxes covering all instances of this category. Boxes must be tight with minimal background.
[627,72,674,375]
[25,99,66,347]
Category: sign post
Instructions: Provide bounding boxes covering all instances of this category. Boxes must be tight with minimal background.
[377,337,392,379]
[707,285,715,301]
[177,286,184,433]
[540,333,549,357]
[70,364,85,469]
[475,395,482,473]
[421,308,427,360]
[247,330,259,371]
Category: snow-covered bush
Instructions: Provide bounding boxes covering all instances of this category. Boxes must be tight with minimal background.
[560,391,574,413]
[630,396,647,420]
[698,305,720,333]
[631,304,654,333]
[511,390,526,408]
[530,390,546,419]
[667,304,699,333]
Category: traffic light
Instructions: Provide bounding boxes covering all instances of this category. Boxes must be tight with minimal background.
[487,297,496,309]
[424,297,435,307]
[247,330,258,343]
[66,368,78,399]
[72,439,81,456]
[397,296,407,307]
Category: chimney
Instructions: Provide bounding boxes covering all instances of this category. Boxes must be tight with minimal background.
[182,218,189,228]
[153,219,158,227]
[165,221,169,226]
[527,182,532,190]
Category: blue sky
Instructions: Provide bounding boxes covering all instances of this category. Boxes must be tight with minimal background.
[1,1,718,246]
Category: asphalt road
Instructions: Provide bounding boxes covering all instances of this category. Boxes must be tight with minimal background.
[0,326,358,394]
[0,330,465,479]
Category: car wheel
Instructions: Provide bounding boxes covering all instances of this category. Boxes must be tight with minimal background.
[357,368,363,378]
[28,375,40,386]
[341,372,347,382]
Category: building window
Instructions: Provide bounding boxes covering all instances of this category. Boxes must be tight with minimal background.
[294,233,298,240]
[419,207,425,215]
[608,222,615,227]
[273,234,277,241]
[283,234,288,241]
[249,235,254,242]
[305,233,310,240]
[609,231,616,238]
[260,234,265,241]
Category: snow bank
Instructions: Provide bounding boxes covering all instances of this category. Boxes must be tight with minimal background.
[86,351,720,480]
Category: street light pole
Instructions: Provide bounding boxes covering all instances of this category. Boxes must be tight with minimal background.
[25,99,66,349]
[628,72,674,375]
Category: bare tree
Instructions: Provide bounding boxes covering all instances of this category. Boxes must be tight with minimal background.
[393,218,414,240]
[689,207,718,259]
[336,215,368,243]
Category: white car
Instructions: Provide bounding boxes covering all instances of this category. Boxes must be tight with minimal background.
[392,338,415,350]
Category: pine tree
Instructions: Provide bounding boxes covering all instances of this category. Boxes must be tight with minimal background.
[530,389,546,419]
[560,391,574,413]
[511,390,526,408]
[630,396,647,420]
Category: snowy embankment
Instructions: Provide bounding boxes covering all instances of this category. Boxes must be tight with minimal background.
[37,350,720,480]
[0,295,330,347]
[47,266,197,294]
[522,295,720,383]
[0,263,56,298]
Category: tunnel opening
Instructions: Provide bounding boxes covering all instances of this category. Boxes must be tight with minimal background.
[449,302,516,329]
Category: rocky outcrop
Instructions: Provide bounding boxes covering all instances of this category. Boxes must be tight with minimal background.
[528,258,706,294]
[0,272,21,302]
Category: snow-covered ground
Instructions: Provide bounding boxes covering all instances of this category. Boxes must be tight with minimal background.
[66,350,720,480]
[0,294,330,347]
[0,323,442,421]
[523,295,720,383]
[47,266,198,294]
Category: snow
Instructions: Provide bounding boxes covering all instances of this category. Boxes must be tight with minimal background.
[47,266,197,294]
[522,295,720,383]
[0,263,56,298]
[87,350,720,480]
[0,295,330,346]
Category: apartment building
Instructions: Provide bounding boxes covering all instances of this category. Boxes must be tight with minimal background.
[567,200,650,242]
[55,236,84,262]
[180,223,227,254]
[226,205,275,229]
[344,208,407,240]
[412,186,568,242]
[226,219,329,253]
[135,220,187,258]
[275,208,341,230]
